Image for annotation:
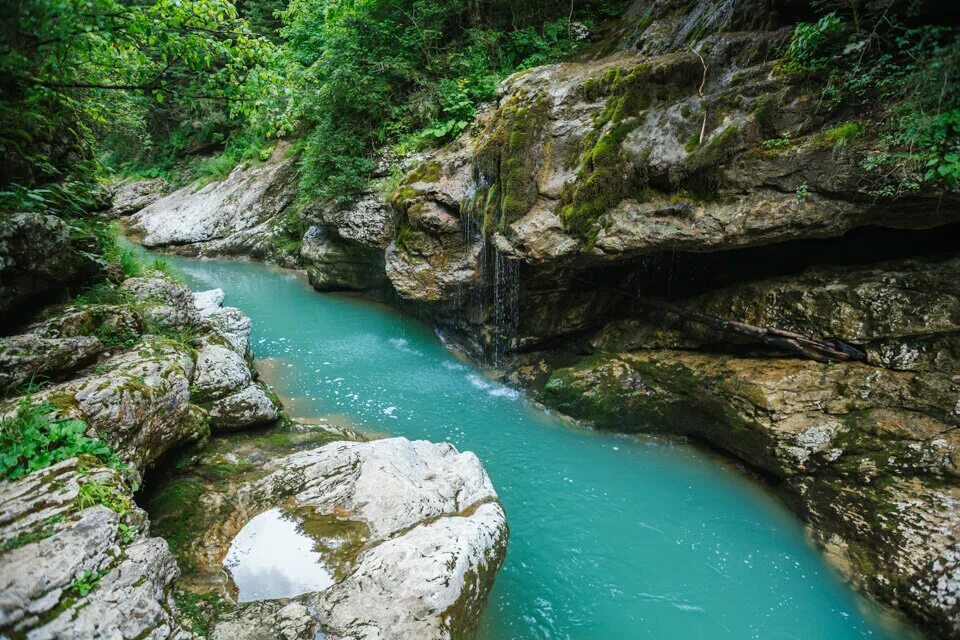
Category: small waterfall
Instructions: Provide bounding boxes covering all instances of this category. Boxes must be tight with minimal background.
[491,247,520,368]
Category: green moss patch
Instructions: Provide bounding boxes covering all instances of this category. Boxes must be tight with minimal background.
[470,91,551,233]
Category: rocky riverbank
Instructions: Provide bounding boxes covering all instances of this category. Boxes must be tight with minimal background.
[98,1,960,636]
[0,243,507,638]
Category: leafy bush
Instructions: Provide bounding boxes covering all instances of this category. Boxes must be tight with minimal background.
[779,6,959,196]
[0,399,123,481]
[280,0,628,204]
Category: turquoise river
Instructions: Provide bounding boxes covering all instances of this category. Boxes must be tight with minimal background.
[158,252,920,640]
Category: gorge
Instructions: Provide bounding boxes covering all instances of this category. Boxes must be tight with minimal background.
[2,0,959,638]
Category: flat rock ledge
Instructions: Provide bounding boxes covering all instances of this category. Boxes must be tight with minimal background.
[212,437,509,640]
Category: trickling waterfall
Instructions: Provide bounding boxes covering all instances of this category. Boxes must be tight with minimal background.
[491,247,520,367]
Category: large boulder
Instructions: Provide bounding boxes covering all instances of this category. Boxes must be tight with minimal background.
[108,178,172,218]
[127,144,297,260]
[0,459,189,640]
[0,213,103,325]
[211,437,508,640]
[27,337,203,476]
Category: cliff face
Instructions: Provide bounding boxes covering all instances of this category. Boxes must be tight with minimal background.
[376,1,960,635]
[385,0,958,352]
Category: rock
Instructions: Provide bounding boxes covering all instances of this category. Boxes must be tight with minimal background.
[193,345,252,402]
[127,144,297,260]
[589,254,960,374]
[0,333,103,394]
[206,382,278,432]
[109,178,171,218]
[123,276,201,330]
[378,4,959,358]
[194,289,252,356]
[300,225,389,293]
[212,437,509,640]
[25,337,203,476]
[0,212,103,325]
[315,190,395,249]
[539,349,960,636]
[0,459,189,640]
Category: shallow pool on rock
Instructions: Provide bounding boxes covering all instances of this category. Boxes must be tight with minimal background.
[224,508,336,602]
[159,254,922,640]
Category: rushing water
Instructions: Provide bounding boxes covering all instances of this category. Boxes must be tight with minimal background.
[156,253,919,640]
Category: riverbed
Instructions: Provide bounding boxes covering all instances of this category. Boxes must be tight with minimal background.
[153,252,919,640]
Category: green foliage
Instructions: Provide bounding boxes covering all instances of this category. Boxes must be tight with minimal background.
[76,479,133,515]
[282,0,628,204]
[761,136,793,152]
[65,569,108,598]
[815,121,867,150]
[174,589,229,637]
[778,6,959,196]
[1,0,279,217]
[119,248,144,277]
[74,283,133,306]
[0,398,123,481]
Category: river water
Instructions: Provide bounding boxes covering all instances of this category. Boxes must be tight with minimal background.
[158,253,918,640]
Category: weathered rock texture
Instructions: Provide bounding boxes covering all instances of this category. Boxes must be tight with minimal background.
[0,459,189,640]
[109,177,172,218]
[384,1,960,357]
[1,276,279,478]
[521,253,960,638]
[210,437,508,640]
[127,144,297,261]
[0,212,104,326]
[368,6,960,634]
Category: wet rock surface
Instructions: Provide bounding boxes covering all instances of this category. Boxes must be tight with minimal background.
[517,253,960,637]
[209,437,509,640]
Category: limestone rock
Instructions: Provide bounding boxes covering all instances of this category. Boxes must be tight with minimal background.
[539,350,960,636]
[206,382,278,432]
[300,225,388,293]
[0,459,189,640]
[212,437,509,640]
[123,276,201,330]
[194,289,252,356]
[0,212,102,324]
[109,178,171,218]
[27,338,202,475]
[0,333,103,394]
[128,144,296,259]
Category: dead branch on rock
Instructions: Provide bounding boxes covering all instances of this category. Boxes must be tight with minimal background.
[587,281,867,363]
[689,45,709,144]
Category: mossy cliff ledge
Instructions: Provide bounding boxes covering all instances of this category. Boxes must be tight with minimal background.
[380,6,960,632]
[386,0,959,348]
[0,271,280,639]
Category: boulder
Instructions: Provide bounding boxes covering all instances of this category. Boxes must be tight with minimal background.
[0,459,189,640]
[300,225,389,293]
[0,213,102,325]
[211,437,509,640]
[0,333,103,394]
[108,178,171,218]
[128,144,297,259]
[26,337,203,476]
